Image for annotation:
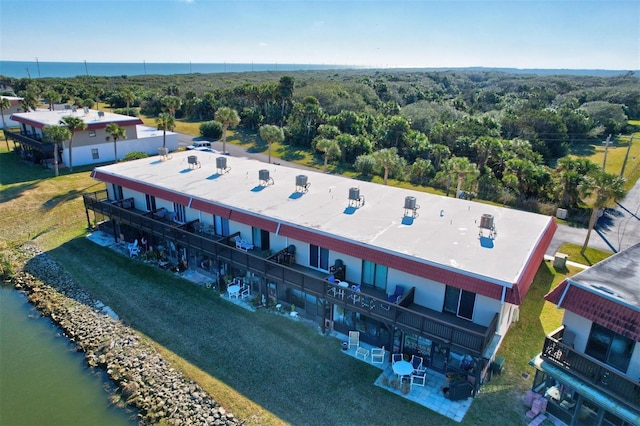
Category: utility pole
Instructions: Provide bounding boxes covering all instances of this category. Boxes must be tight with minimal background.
[84,60,89,76]
[620,135,635,178]
[602,134,612,171]
[35,57,41,78]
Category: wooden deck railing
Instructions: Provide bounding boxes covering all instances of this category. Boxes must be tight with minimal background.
[84,190,497,356]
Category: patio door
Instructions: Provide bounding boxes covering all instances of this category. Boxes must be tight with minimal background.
[431,342,448,373]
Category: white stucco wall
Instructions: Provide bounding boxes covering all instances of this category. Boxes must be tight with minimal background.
[63,133,179,166]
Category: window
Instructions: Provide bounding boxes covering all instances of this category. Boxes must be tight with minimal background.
[585,323,634,372]
[362,260,387,290]
[112,184,123,201]
[310,245,329,270]
[443,286,475,320]
[145,194,156,212]
[89,130,96,137]
[173,203,186,223]
[91,148,99,160]
[214,216,229,236]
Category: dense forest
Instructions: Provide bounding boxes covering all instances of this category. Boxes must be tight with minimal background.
[2,69,638,220]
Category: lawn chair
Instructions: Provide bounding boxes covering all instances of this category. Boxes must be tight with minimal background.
[392,353,403,365]
[411,370,426,387]
[127,239,140,257]
[234,236,254,252]
[370,346,386,364]
[348,331,360,350]
[381,285,404,310]
[411,354,426,373]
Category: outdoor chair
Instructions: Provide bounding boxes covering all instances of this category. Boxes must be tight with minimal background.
[234,236,254,252]
[381,285,404,310]
[411,371,426,387]
[127,239,140,257]
[392,353,403,365]
[411,355,426,373]
[370,346,385,364]
[348,331,360,351]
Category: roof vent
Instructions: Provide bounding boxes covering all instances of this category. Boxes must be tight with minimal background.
[403,196,420,218]
[216,156,230,174]
[348,187,364,208]
[187,155,201,169]
[259,169,274,186]
[478,214,496,238]
[295,175,310,193]
[83,106,89,114]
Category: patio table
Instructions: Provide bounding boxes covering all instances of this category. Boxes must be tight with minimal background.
[228,284,240,299]
[393,360,413,382]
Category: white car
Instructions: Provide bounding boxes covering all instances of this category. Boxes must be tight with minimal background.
[186,141,214,151]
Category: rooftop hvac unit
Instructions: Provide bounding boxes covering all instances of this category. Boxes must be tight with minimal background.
[349,187,360,201]
[295,175,310,193]
[259,169,274,186]
[83,106,89,114]
[187,155,201,169]
[403,196,420,218]
[480,214,494,230]
[97,111,105,118]
[158,147,170,160]
[478,213,496,238]
[216,156,230,174]
[348,187,364,208]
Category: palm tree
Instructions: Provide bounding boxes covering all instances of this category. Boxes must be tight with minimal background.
[59,116,87,172]
[441,156,479,198]
[156,113,175,148]
[106,123,127,163]
[259,124,284,164]
[42,125,71,177]
[372,148,402,185]
[121,88,135,115]
[278,76,294,127]
[0,97,11,150]
[578,170,626,254]
[19,91,38,112]
[162,95,182,118]
[43,89,61,111]
[314,138,341,172]
[214,107,240,155]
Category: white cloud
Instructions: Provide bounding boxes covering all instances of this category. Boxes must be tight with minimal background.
[259,42,268,47]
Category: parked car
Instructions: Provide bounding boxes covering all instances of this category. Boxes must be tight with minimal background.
[186,141,215,151]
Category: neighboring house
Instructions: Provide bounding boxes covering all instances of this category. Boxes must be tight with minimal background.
[5,108,178,166]
[83,150,556,393]
[0,95,23,128]
[529,243,640,425]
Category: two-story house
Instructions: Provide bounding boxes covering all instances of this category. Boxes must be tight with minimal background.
[83,150,556,392]
[5,108,178,166]
[530,243,640,425]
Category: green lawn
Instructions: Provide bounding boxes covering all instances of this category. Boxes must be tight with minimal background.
[0,138,581,425]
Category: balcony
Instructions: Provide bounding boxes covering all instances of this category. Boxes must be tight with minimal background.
[83,190,498,356]
[541,326,640,410]
[3,128,54,153]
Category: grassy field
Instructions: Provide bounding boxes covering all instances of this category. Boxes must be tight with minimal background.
[556,242,613,266]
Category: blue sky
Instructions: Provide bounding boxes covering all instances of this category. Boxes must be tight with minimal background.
[1,0,638,70]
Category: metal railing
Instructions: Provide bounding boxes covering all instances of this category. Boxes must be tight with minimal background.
[83,190,497,356]
[3,129,54,152]
[542,326,640,410]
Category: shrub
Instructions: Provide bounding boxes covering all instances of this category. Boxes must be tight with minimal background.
[199,121,222,139]
[113,107,139,117]
[354,154,376,176]
[122,152,149,162]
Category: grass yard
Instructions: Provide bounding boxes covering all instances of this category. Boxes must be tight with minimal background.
[0,138,578,425]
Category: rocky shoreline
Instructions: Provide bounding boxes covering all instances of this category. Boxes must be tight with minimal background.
[11,244,240,426]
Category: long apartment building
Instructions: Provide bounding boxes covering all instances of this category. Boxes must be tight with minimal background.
[83,149,556,391]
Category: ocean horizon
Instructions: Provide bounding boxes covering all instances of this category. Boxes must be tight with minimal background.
[0,60,633,79]
[0,61,354,79]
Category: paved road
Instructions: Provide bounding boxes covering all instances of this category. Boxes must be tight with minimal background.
[177,132,640,256]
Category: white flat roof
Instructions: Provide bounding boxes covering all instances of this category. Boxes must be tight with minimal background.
[11,108,141,127]
[96,150,554,285]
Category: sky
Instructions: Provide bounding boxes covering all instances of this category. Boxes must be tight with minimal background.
[1,0,639,70]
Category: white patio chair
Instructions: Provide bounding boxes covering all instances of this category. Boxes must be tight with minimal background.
[411,355,426,373]
[127,239,140,257]
[348,331,360,350]
[370,346,386,364]
[392,353,403,365]
[411,371,426,387]
[234,236,254,252]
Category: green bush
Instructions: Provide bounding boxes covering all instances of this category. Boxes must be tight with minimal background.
[199,121,222,139]
[122,151,149,162]
[113,107,139,117]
